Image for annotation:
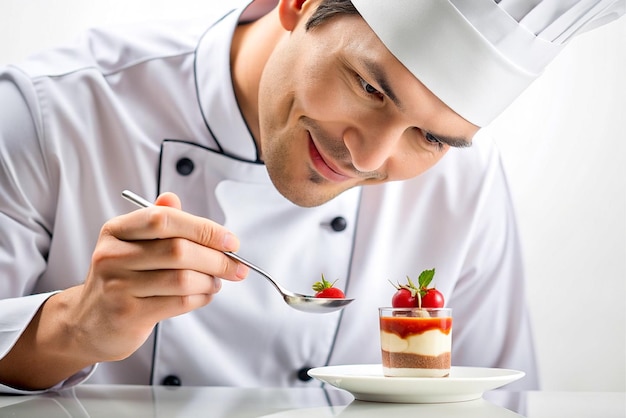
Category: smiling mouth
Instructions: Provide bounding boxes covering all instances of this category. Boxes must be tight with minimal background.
[307,134,353,183]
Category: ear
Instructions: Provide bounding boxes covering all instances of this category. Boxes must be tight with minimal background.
[277,0,312,31]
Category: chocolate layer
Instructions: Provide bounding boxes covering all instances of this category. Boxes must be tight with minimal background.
[381,350,451,369]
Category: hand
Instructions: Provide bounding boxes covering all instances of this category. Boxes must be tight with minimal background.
[0,192,249,390]
[72,192,248,363]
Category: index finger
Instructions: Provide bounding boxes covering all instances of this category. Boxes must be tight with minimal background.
[115,192,239,253]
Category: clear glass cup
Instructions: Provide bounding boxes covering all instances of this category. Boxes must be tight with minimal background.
[379,307,452,377]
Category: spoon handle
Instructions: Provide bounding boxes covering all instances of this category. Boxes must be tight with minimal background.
[121,189,153,209]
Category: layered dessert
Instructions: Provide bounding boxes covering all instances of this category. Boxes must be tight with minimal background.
[379,308,452,377]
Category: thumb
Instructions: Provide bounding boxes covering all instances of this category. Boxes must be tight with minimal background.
[154,192,182,210]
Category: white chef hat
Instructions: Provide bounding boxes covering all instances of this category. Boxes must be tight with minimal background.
[351,0,625,126]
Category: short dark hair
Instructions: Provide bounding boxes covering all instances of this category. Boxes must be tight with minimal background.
[306,0,360,30]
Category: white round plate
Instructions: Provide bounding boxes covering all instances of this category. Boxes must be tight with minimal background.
[307,364,525,403]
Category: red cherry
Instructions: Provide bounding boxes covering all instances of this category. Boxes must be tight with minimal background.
[421,288,445,308]
[392,288,418,308]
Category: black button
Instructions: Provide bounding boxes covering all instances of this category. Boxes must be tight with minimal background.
[176,158,194,176]
[330,216,347,232]
[297,367,313,382]
[162,375,181,386]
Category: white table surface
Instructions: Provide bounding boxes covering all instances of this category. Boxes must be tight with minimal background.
[0,385,623,417]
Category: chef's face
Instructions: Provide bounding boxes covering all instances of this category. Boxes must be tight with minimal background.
[257,1,479,207]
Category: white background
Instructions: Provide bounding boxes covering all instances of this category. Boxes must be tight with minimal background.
[1,0,624,392]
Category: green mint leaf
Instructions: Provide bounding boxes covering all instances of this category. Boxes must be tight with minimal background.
[417,268,435,289]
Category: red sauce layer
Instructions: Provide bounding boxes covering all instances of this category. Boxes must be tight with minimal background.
[380,316,452,338]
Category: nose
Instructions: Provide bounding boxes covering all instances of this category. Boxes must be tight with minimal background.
[343,123,406,173]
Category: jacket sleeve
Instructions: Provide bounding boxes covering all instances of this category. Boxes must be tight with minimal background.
[0,70,95,394]
[0,293,97,394]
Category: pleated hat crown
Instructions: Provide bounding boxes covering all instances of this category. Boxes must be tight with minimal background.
[351,0,625,126]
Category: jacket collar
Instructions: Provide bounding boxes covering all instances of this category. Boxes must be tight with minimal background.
[194,1,274,162]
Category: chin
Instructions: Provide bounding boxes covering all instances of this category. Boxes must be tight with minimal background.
[269,176,345,208]
[280,185,341,208]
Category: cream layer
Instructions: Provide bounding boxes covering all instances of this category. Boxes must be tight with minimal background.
[380,330,451,356]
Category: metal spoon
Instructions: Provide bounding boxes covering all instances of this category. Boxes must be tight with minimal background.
[121,190,354,313]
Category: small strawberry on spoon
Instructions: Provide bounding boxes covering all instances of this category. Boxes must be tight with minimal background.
[312,275,346,299]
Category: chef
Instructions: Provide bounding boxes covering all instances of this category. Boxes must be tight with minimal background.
[0,0,622,394]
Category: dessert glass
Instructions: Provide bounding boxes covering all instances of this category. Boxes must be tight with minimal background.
[379,307,452,377]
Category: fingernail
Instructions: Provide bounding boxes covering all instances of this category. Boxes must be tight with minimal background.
[236,263,249,279]
[213,277,222,292]
[222,233,238,251]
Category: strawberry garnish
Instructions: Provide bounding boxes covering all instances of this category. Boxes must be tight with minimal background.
[390,268,444,308]
[312,275,346,299]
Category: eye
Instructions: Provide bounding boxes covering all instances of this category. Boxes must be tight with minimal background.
[425,132,445,151]
[358,76,384,100]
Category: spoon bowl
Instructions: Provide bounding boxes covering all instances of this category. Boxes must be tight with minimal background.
[121,190,354,313]
[223,251,354,313]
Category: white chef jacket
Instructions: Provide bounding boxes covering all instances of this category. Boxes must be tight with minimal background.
[0,0,538,394]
